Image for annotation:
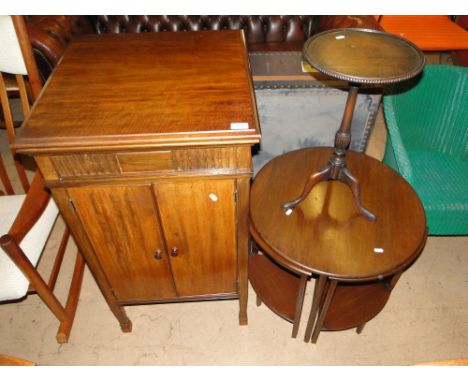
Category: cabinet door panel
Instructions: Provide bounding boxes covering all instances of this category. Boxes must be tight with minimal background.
[154,179,238,297]
[67,185,176,301]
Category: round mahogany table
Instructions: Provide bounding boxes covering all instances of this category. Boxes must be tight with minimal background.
[249,147,427,343]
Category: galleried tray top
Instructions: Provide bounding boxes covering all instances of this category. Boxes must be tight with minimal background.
[16,31,260,153]
[303,28,425,84]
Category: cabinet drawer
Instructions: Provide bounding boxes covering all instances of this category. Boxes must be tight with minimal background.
[48,147,250,179]
[51,153,120,177]
[117,151,173,172]
[50,151,174,177]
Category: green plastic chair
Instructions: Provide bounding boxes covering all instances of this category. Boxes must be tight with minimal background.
[383,64,468,235]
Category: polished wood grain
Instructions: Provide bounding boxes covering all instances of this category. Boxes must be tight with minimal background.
[14,31,259,330]
[45,146,252,179]
[172,147,237,171]
[250,147,426,280]
[67,185,177,302]
[249,253,302,323]
[321,281,391,330]
[14,31,260,152]
[117,151,173,173]
[45,146,251,180]
[33,156,59,180]
[249,147,427,342]
[51,153,121,177]
[50,187,132,332]
[154,179,238,297]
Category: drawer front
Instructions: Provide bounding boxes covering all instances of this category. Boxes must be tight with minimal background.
[47,146,251,179]
[51,153,120,177]
[117,151,173,172]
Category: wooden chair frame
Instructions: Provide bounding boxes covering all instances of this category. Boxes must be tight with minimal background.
[0,15,85,343]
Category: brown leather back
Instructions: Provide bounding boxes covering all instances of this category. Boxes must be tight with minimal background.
[26,15,381,81]
[90,16,319,44]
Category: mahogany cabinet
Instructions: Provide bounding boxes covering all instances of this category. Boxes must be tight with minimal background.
[15,31,260,330]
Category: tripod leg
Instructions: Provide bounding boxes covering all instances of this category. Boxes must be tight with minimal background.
[282,164,332,211]
[340,167,376,221]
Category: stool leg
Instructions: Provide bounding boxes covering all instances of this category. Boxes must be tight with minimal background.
[356,323,366,334]
[304,275,326,342]
[311,279,338,344]
[256,295,262,307]
[291,274,308,338]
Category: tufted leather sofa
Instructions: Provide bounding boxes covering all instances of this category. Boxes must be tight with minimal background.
[26,15,381,81]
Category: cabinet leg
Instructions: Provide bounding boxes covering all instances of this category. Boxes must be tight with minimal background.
[110,304,132,333]
[237,177,250,326]
[120,319,133,333]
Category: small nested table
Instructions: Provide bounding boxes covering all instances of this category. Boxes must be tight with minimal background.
[249,147,427,343]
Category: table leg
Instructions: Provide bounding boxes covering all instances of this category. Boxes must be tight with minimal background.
[304,275,326,342]
[355,269,403,335]
[389,271,403,290]
[291,274,308,338]
[311,279,338,344]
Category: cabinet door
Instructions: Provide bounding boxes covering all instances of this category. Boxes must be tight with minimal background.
[67,185,176,302]
[154,179,238,297]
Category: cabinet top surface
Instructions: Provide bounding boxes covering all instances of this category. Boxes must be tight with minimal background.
[16,31,260,153]
[250,147,427,280]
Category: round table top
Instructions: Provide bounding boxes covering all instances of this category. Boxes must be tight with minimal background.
[303,28,425,84]
[250,148,427,281]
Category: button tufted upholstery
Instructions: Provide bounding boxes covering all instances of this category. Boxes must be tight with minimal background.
[91,15,318,45]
